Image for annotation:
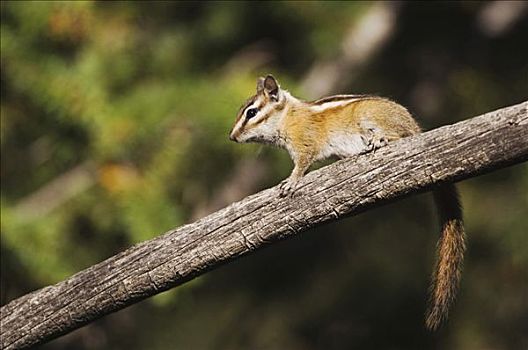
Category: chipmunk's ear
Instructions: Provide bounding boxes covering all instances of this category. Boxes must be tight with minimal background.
[256,77,265,94]
[263,75,280,101]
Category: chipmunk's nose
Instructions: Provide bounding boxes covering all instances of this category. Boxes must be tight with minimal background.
[229,130,238,142]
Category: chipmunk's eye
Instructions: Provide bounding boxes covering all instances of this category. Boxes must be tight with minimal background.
[246,108,258,119]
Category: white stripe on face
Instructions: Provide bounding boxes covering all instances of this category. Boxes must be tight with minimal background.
[238,95,272,124]
[231,96,265,138]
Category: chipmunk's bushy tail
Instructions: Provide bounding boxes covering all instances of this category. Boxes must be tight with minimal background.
[426,184,466,331]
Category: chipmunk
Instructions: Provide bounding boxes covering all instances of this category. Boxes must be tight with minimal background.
[229,75,466,330]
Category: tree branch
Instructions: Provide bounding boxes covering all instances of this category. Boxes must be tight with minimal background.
[1,101,527,349]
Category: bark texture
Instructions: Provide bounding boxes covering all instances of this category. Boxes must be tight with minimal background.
[1,101,527,349]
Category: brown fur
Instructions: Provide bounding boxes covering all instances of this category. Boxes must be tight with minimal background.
[231,76,466,330]
[281,97,421,167]
[427,185,466,330]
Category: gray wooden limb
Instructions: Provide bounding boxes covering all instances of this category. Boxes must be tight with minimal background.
[1,101,527,349]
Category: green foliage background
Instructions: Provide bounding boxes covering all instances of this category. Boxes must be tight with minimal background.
[1,2,527,349]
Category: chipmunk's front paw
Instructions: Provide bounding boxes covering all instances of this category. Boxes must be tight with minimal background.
[279,179,297,197]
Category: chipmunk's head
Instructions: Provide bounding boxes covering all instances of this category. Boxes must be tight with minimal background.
[229,75,287,144]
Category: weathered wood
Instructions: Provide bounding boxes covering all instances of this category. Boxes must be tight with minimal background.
[1,101,527,349]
